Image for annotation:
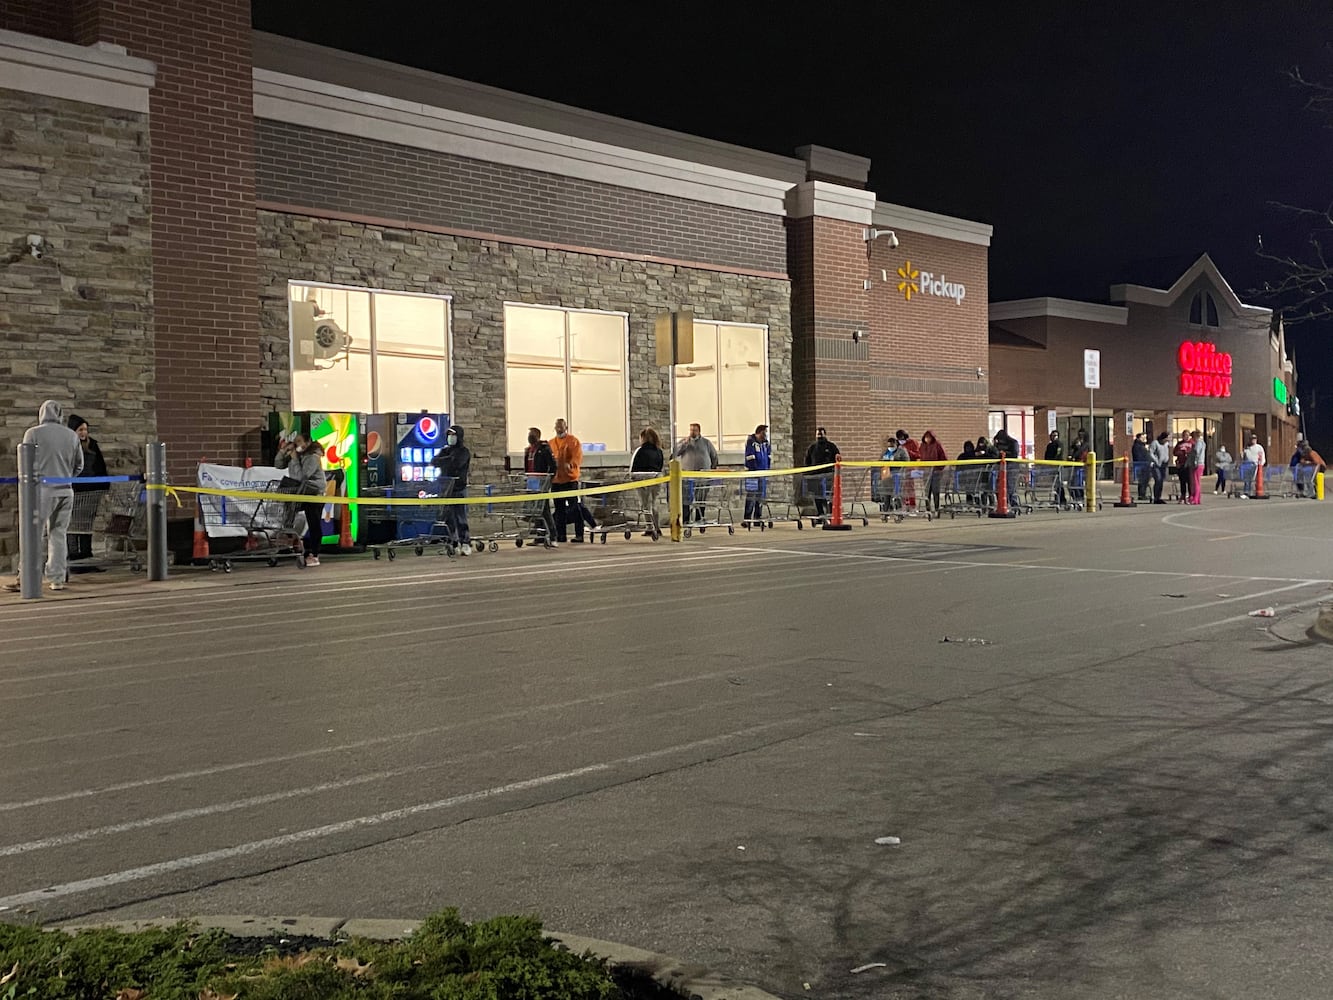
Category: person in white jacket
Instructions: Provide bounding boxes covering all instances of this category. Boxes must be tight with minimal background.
[1148,431,1172,505]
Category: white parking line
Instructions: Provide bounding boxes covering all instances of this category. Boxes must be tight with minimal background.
[0,715,813,909]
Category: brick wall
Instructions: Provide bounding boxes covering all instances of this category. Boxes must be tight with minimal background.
[789,215,990,466]
[255,121,788,275]
[0,0,75,41]
[79,0,260,482]
[0,90,154,569]
[258,210,792,486]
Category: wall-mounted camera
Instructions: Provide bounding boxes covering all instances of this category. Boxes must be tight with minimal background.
[27,234,44,260]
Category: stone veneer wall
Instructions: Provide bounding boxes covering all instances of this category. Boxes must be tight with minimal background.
[257,211,792,483]
[0,90,154,569]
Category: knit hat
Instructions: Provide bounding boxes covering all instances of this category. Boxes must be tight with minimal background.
[67,413,87,431]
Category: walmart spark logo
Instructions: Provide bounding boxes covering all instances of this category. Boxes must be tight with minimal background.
[897,260,920,301]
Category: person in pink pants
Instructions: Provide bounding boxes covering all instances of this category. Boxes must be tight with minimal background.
[1189,430,1206,504]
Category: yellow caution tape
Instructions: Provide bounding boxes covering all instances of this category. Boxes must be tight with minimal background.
[146,476,671,507]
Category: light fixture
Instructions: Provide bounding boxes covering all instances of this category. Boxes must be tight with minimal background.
[853,329,868,343]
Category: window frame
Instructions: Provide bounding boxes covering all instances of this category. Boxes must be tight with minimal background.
[670,319,771,458]
[287,280,454,415]
[502,301,631,457]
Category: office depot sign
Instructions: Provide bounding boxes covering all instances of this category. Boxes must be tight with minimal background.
[1178,340,1232,398]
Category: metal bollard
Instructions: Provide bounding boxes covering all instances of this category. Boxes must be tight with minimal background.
[146,442,169,581]
[17,442,42,600]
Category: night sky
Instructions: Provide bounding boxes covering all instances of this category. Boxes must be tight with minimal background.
[254,1,1333,436]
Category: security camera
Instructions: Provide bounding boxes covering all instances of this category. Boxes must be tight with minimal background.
[863,228,899,248]
[976,367,985,379]
[26,234,43,259]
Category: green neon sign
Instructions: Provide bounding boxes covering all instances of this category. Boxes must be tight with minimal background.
[1273,378,1288,405]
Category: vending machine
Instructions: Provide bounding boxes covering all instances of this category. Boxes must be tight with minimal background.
[267,411,360,547]
[361,412,449,540]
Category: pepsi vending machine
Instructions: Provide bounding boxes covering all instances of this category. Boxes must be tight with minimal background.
[362,412,449,540]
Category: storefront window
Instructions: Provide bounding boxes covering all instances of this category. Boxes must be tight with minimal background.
[289,283,451,414]
[504,303,629,454]
[673,322,769,453]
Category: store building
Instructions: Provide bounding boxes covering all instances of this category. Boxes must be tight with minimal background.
[988,254,1299,465]
[0,0,993,563]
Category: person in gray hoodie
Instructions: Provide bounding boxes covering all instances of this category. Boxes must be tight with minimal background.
[275,430,327,566]
[673,422,718,523]
[5,400,83,592]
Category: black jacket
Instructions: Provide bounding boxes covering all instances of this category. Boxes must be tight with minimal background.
[1131,440,1150,464]
[993,431,1018,460]
[1043,440,1063,461]
[630,443,664,473]
[525,439,556,476]
[805,438,840,467]
[430,425,471,493]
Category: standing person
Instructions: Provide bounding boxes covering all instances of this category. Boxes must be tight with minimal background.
[1188,429,1205,504]
[804,427,840,524]
[975,436,999,459]
[1043,430,1063,462]
[1149,431,1172,504]
[276,430,327,566]
[1069,430,1091,463]
[630,427,665,534]
[1131,432,1151,501]
[1290,438,1305,493]
[5,400,83,593]
[549,418,583,543]
[1298,443,1326,495]
[1242,433,1266,497]
[524,427,558,545]
[895,429,922,461]
[919,430,947,515]
[993,427,1019,460]
[66,413,109,568]
[1172,432,1194,504]
[743,424,771,525]
[957,440,976,462]
[1213,443,1232,495]
[429,424,473,555]
[674,421,719,523]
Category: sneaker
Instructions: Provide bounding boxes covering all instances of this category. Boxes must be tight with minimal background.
[572,536,586,544]
[304,555,320,567]
[49,581,65,592]
[3,581,19,593]
[547,540,560,548]
[460,543,472,556]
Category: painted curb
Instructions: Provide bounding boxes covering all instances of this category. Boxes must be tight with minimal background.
[1314,605,1333,643]
[53,915,781,1000]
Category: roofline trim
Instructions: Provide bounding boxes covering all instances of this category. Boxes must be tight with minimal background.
[1109,253,1271,317]
[872,201,993,246]
[254,69,794,216]
[989,297,1128,325]
[0,27,155,112]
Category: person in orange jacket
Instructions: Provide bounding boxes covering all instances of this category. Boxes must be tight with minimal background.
[549,418,584,543]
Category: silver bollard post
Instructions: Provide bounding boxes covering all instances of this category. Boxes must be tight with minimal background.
[146,442,169,581]
[17,442,42,600]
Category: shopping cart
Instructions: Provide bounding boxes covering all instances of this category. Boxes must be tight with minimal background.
[798,472,835,528]
[366,478,459,560]
[1293,464,1317,497]
[679,477,735,537]
[201,479,309,572]
[944,464,996,517]
[474,473,555,550]
[1228,461,1256,498]
[870,466,929,523]
[1024,465,1067,511]
[605,473,664,540]
[101,479,149,571]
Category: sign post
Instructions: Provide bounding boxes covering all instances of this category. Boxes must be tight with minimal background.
[1083,349,1101,468]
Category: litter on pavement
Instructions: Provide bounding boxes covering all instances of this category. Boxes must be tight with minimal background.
[851,962,889,974]
[1248,608,1277,618]
[874,836,901,846]
[940,636,991,645]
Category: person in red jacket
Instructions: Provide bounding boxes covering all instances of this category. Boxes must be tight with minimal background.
[895,429,921,461]
[919,430,947,514]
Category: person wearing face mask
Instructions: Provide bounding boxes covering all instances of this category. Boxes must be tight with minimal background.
[430,424,473,555]
[1043,430,1062,462]
[804,427,840,524]
[549,418,584,543]
[524,427,558,545]
[66,413,109,568]
[276,430,327,566]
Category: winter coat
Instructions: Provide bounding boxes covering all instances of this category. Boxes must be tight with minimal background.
[919,434,947,464]
[525,439,557,476]
[430,425,471,493]
[276,439,326,494]
[1044,439,1063,462]
[805,437,840,467]
[1131,440,1150,465]
[24,400,83,494]
[630,443,665,474]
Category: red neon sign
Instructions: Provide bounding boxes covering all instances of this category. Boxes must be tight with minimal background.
[1178,340,1232,398]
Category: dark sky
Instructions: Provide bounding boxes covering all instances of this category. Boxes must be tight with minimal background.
[255,1,1333,431]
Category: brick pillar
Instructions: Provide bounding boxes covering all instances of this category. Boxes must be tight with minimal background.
[1220,412,1239,461]
[77,0,259,483]
[1112,408,1133,458]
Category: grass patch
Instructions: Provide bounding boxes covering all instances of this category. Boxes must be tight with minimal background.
[0,909,681,999]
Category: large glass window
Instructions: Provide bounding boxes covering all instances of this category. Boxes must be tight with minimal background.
[673,322,768,453]
[289,283,451,414]
[504,303,629,454]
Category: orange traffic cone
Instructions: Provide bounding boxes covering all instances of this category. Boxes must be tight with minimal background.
[822,458,853,531]
[1114,456,1137,508]
[338,498,353,550]
[1252,461,1269,500]
[989,456,1016,518]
